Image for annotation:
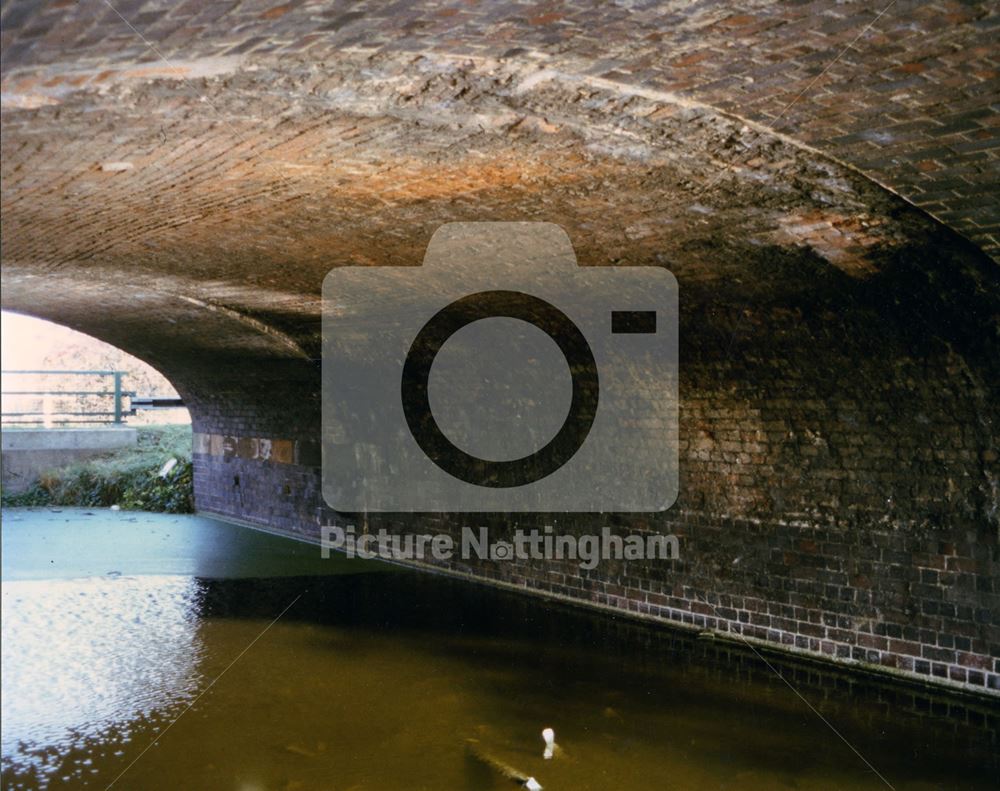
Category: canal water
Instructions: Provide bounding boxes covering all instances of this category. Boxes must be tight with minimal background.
[2,509,997,790]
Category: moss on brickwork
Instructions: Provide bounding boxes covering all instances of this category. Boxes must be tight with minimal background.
[1,426,194,513]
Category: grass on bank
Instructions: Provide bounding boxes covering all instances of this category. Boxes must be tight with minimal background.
[1,424,194,513]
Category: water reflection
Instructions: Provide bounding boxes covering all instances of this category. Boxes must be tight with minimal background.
[1,514,998,791]
[2,576,203,789]
[2,570,997,791]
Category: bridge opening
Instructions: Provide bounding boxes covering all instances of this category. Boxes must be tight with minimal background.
[1,311,192,506]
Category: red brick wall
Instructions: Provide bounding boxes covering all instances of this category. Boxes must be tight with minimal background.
[187,227,999,695]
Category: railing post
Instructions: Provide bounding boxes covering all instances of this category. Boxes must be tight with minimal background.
[113,372,123,424]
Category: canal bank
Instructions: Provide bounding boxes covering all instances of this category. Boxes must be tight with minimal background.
[1,507,997,790]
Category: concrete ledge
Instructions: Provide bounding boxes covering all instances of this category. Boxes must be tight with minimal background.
[2,427,137,451]
[1,427,137,493]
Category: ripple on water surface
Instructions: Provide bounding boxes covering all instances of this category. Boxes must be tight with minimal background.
[1,564,997,790]
[2,576,203,789]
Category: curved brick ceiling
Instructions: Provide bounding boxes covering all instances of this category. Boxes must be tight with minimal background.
[4,2,998,694]
[1,0,998,414]
[3,1,998,249]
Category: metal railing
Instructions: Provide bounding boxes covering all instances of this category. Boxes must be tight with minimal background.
[1,370,134,426]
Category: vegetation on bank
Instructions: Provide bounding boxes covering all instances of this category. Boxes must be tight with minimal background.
[1,425,194,513]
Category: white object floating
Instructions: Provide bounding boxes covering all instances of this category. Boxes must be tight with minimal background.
[524,779,542,791]
[110,505,121,511]
[542,727,556,760]
[158,457,178,478]
[101,161,134,172]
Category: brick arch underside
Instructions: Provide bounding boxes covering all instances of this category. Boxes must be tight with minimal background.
[2,47,998,693]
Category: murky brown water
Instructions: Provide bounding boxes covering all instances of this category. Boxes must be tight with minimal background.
[2,511,997,790]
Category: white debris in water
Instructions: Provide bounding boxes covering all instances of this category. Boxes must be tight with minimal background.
[524,778,542,791]
[109,505,121,511]
[542,727,556,760]
[158,458,178,478]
